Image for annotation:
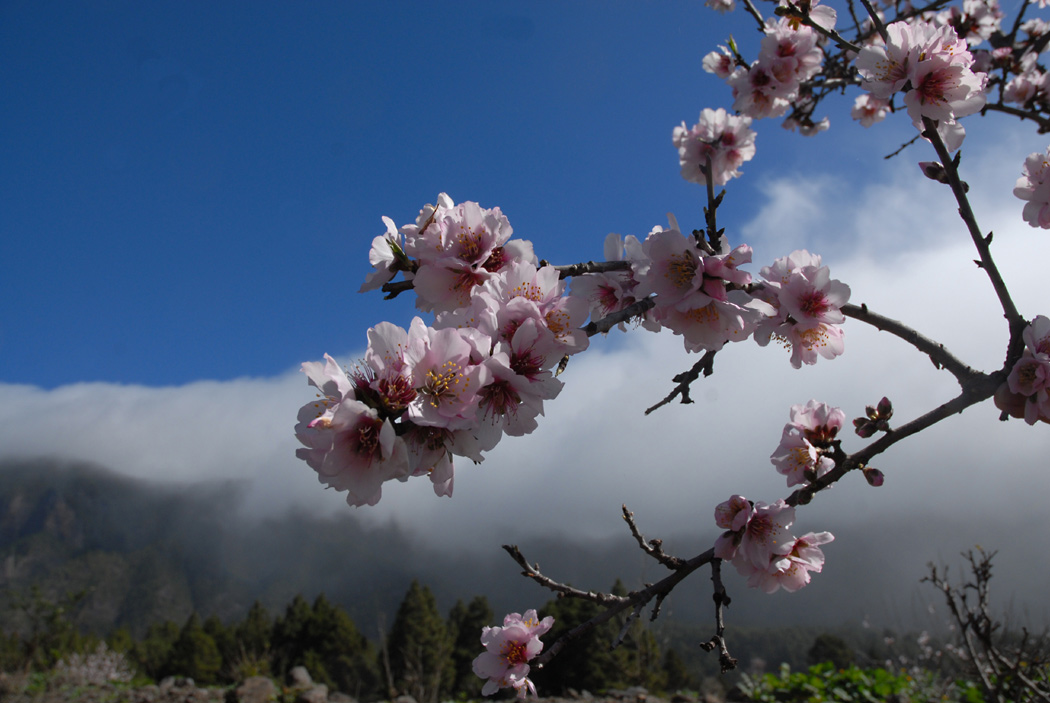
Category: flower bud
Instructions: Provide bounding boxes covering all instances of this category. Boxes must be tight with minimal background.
[863,467,885,487]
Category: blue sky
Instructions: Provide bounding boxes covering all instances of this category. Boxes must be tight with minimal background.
[3,1,1050,618]
[2,0,912,388]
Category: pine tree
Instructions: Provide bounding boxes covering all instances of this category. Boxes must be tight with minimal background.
[132,620,179,681]
[272,594,313,681]
[203,614,236,682]
[660,648,696,693]
[305,594,379,698]
[166,612,222,684]
[231,600,273,679]
[385,580,451,703]
[445,595,493,697]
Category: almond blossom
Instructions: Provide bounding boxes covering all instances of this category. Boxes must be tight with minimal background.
[473,610,554,699]
[1004,315,1050,423]
[1014,147,1050,228]
[770,400,843,486]
[673,108,757,186]
[753,250,850,368]
[294,355,411,508]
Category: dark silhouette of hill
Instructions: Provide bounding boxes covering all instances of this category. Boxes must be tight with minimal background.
[2,458,1046,645]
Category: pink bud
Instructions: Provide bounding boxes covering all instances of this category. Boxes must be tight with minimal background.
[863,467,885,487]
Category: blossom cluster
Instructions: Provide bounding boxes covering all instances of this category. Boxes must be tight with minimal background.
[707,5,835,125]
[472,610,554,699]
[575,221,850,361]
[856,19,987,150]
[998,315,1050,424]
[672,108,757,186]
[753,251,851,369]
[296,195,587,507]
[770,400,845,486]
[1014,147,1050,229]
[713,494,834,593]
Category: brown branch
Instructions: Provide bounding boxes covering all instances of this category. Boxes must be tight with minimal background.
[842,302,982,385]
[645,350,718,415]
[983,103,1050,134]
[698,559,738,673]
[502,545,627,607]
[520,545,717,669]
[583,297,656,337]
[739,0,767,31]
[776,5,862,53]
[552,260,632,278]
[622,505,685,569]
[921,117,1023,332]
[786,371,1002,507]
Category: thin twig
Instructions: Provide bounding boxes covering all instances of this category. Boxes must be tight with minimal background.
[858,0,889,42]
[842,302,982,385]
[583,297,656,337]
[502,545,628,606]
[698,559,738,673]
[644,350,718,414]
[622,505,685,569]
[776,5,863,53]
[740,0,767,30]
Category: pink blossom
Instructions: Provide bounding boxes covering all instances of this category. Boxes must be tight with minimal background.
[787,399,846,444]
[728,64,793,119]
[1006,315,1050,423]
[769,400,842,487]
[770,430,833,486]
[673,108,757,186]
[473,610,554,699]
[745,531,834,593]
[702,46,736,79]
[754,251,850,368]
[405,319,492,431]
[571,235,644,332]
[851,94,890,127]
[294,358,410,507]
[360,216,407,293]
[1014,147,1050,228]
[736,500,797,569]
[705,0,736,12]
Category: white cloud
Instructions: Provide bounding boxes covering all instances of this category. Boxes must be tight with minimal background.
[2,126,1049,613]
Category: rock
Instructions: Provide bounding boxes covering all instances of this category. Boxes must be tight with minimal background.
[392,695,417,703]
[296,684,329,703]
[289,666,313,689]
[226,676,278,703]
[328,693,357,703]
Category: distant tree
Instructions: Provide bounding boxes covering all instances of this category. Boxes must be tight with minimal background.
[661,648,696,693]
[807,633,856,670]
[132,620,179,681]
[445,595,494,697]
[272,593,313,680]
[166,612,222,684]
[608,581,665,692]
[230,600,273,679]
[106,626,134,655]
[270,593,378,697]
[533,580,663,694]
[386,580,451,703]
[10,586,87,670]
[203,614,236,681]
[304,594,379,698]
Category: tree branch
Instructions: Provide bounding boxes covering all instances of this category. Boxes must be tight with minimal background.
[644,350,718,414]
[842,302,982,385]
